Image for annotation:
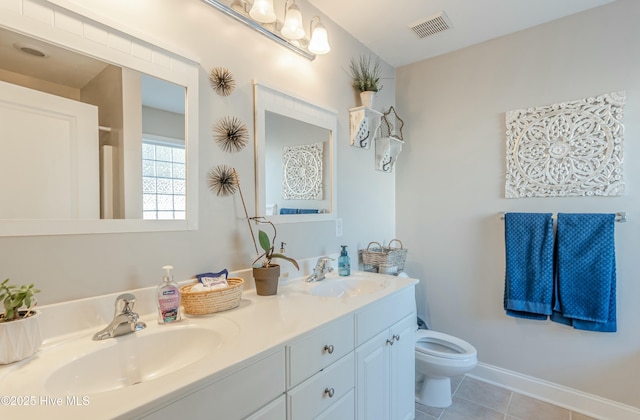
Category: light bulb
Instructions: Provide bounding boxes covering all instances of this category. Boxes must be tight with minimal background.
[249,0,276,23]
[309,18,330,55]
[281,3,305,40]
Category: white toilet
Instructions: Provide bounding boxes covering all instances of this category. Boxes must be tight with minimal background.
[415,329,477,408]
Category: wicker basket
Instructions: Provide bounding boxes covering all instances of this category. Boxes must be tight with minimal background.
[180,277,244,315]
[360,239,408,273]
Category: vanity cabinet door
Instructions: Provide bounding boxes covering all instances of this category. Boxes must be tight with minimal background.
[355,329,390,420]
[389,314,416,420]
[355,288,416,420]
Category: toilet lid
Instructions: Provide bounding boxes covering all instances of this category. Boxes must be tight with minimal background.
[415,330,477,360]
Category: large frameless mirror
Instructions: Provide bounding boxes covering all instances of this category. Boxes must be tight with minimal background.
[0,2,199,236]
[254,81,337,223]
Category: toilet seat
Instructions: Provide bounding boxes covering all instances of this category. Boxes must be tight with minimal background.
[415,330,477,360]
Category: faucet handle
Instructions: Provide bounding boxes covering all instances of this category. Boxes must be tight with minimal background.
[317,257,335,271]
[115,293,136,314]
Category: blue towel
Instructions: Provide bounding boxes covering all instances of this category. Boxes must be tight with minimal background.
[504,213,555,320]
[551,213,617,332]
[298,209,319,214]
[279,208,297,214]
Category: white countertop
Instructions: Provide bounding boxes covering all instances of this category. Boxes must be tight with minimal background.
[0,270,418,419]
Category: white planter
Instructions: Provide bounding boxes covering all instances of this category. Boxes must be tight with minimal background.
[360,91,376,109]
[0,311,42,364]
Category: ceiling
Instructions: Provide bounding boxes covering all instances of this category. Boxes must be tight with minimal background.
[308,0,616,67]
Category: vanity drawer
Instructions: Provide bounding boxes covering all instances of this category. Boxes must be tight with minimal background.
[287,315,354,388]
[356,287,415,346]
[287,353,355,419]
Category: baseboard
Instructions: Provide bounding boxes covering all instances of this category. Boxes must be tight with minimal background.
[468,363,640,420]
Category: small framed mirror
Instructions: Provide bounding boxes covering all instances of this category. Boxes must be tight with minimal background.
[254,82,337,223]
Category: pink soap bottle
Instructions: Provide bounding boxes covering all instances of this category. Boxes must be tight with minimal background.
[156,265,181,324]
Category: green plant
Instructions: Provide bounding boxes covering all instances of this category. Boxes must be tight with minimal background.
[251,217,299,270]
[0,279,40,322]
[348,54,383,92]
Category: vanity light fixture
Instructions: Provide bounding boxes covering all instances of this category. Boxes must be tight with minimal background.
[308,16,330,55]
[202,0,330,60]
[281,0,305,40]
[249,0,276,23]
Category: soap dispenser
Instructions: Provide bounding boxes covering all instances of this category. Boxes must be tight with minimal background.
[338,245,351,276]
[157,265,182,324]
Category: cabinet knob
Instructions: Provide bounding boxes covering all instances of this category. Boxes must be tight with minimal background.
[386,338,394,346]
[324,387,335,398]
[393,334,400,341]
[324,344,334,354]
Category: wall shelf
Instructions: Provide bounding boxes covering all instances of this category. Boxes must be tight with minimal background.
[349,106,382,149]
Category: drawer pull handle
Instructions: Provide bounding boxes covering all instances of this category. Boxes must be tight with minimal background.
[324,387,335,398]
[393,334,400,341]
[324,344,334,354]
[386,338,394,346]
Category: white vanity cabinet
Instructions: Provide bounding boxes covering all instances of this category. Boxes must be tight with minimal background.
[132,280,416,420]
[355,288,416,420]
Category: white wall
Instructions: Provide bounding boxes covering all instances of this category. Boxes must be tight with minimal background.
[0,0,396,303]
[397,0,640,408]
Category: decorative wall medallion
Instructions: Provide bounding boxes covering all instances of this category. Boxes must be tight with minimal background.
[213,116,249,152]
[505,91,625,198]
[209,67,236,96]
[282,143,323,200]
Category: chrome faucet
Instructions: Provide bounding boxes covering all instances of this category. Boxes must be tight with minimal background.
[93,293,146,340]
[306,257,335,282]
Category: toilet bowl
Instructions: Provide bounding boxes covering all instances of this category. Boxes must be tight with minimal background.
[415,329,477,408]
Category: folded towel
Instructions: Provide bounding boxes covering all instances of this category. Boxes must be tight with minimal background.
[504,213,555,320]
[298,209,319,214]
[280,208,297,214]
[551,213,617,332]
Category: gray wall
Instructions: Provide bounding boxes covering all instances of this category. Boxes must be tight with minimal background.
[0,0,396,303]
[397,0,640,407]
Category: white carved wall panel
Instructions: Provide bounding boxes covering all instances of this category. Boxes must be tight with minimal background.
[505,91,625,198]
[282,142,323,200]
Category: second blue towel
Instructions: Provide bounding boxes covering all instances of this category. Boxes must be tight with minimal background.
[551,213,617,332]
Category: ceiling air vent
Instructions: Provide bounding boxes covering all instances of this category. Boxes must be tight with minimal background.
[409,11,453,39]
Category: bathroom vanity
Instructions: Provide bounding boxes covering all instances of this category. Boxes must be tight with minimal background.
[0,270,417,419]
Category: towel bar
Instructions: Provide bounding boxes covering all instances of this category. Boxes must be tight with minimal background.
[499,212,627,223]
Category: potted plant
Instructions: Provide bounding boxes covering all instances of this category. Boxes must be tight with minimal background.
[250,217,299,296]
[0,278,42,364]
[348,54,383,108]
[207,166,299,296]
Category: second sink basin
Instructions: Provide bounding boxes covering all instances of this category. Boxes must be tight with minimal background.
[292,272,389,298]
[45,326,223,395]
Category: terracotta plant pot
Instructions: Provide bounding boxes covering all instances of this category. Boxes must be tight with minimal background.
[253,264,281,296]
[0,310,42,364]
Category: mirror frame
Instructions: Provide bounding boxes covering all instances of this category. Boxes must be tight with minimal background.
[254,81,337,223]
[0,0,199,236]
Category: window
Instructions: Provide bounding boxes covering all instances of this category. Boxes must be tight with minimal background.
[142,137,186,220]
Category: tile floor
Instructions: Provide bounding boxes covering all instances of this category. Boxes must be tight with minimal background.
[415,376,599,420]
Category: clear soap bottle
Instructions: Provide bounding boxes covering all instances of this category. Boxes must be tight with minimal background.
[338,245,351,276]
[157,265,181,324]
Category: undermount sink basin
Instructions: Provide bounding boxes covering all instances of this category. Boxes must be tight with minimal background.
[45,326,221,395]
[294,272,389,298]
